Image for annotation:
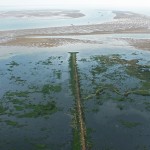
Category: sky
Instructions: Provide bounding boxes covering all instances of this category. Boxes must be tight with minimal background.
[0,0,149,10]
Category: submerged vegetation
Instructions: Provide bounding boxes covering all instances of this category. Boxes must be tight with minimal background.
[0,50,149,150]
[81,54,150,102]
[78,53,150,149]
[119,119,141,128]
[19,101,58,118]
[4,120,24,127]
[0,104,7,115]
[6,61,19,68]
[42,84,61,94]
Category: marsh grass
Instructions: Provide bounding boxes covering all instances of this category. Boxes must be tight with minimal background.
[53,70,62,79]
[71,108,81,150]
[5,91,29,98]
[34,144,47,150]
[42,84,61,94]
[0,104,7,115]
[82,54,150,104]
[14,105,24,111]
[36,57,52,65]
[117,104,125,110]
[119,119,141,128]
[4,120,24,127]
[19,101,58,118]
[11,99,24,105]
[10,76,26,84]
[6,61,19,68]
[144,102,150,111]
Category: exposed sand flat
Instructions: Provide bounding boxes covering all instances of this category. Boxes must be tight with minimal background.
[0,11,150,36]
[0,11,150,48]
[0,37,101,48]
[113,11,150,19]
[0,10,85,18]
[121,38,150,50]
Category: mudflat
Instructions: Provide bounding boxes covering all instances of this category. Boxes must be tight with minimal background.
[0,10,150,50]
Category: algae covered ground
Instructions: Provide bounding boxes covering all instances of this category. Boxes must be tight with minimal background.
[0,37,150,150]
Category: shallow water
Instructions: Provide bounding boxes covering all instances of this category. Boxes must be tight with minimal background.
[0,33,150,149]
[78,50,150,150]
[0,9,115,31]
[28,34,150,40]
[0,52,73,150]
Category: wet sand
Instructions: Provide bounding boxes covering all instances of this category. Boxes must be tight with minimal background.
[121,38,150,50]
[0,37,101,48]
[0,10,85,18]
[0,11,150,50]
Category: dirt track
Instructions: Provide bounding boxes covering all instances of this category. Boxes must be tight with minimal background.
[70,52,87,150]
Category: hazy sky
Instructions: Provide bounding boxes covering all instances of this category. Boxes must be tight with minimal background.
[0,0,149,9]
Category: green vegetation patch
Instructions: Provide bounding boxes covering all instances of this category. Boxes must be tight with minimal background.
[14,105,24,111]
[5,91,29,98]
[73,128,81,150]
[89,54,127,76]
[42,84,61,94]
[115,97,126,102]
[71,110,81,150]
[125,89,150,97]
[19,101,58,118]
[69,53,77,96]
[0,105,7,115]
[91,65,107,75]
[34,144,47,150]
[36,56,61,66]
[117,104,125,110]
[6,61,19,68]
[90,54,150,84]
[119,119,141,128]
[53,70,62,79]
[84,84,121,101]
[144,102,150,111]
[79,58,90,62]
[126,63,150,81]
[142,82,150,89]
[4,120,24,127]
[10,76,26,84]
[11,99,24,105]
[91,54,125,66]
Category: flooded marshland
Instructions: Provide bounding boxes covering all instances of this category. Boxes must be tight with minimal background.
[0,9,150,150]
[0,34,150,150]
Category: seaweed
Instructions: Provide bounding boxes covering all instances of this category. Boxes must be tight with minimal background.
[0,104,7,115]
[125,89,150,97]
[119,119,141,128]
[117,104,125,110]
[5,91,29,98]
[6,61,19,68]
[41,84,61,94]
[4,120,24,127]
[144,102,150,111]
[34,144,47,150]
[19,101,58,118]
[36,57,52,65]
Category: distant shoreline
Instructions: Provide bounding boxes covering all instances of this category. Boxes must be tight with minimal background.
[0,10,150,51]
[0,9,85,19]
